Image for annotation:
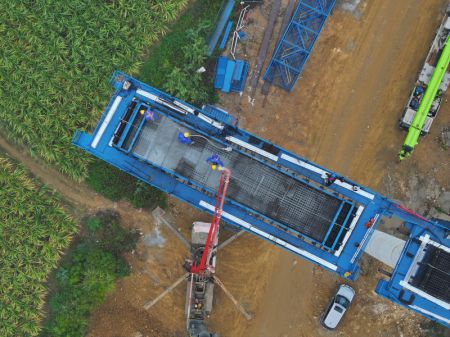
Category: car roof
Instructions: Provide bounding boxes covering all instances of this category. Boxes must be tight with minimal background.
[323,303,345,329]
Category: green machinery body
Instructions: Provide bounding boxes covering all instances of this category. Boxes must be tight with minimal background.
[399,36,450,160]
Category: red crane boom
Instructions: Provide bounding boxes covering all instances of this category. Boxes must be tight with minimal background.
[190,167,231,274]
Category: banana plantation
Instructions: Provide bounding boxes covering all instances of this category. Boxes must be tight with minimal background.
[0,0,188,180]
[0,157,77,337]
[0,1,188,334]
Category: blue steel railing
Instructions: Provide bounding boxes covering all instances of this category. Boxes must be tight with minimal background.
[263,0,336,91]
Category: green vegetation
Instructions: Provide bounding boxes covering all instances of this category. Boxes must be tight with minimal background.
[0,157,77,337]
[421,321,450,337]
[434,206,449,215]
[87,159,167,209]
[139,0,225,104]
[163,24,212,103]
[0,0,188,180]
[41,212,138,337]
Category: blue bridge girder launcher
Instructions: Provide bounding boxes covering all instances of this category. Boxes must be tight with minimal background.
[73,72,450,327]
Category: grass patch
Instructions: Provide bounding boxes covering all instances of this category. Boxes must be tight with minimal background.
[40,211,139,337]
[434,206,449,215]
[0,157,77,337]
[87,159,167,209]
[0,0,189,180]
[421,321,450,337]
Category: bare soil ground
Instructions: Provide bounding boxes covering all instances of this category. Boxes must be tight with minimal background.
[1,0,449,336]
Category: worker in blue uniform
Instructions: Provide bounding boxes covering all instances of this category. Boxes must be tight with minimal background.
[140,107,158,122]
[145,110,157,122]
[206,154,224,170]
[178,132,193,145]
[414,86,424,96]
[324,172,337,186]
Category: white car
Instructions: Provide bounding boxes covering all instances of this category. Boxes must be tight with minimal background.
[321,284,355,329]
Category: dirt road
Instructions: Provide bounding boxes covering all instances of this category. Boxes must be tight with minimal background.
[0,133,109,210]
[217,1,448,336]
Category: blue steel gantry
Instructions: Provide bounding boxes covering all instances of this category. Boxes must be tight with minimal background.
[73,72,449,327]
[263,0,336,91]
[376,217,450,327]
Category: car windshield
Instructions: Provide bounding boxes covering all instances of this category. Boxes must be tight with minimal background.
[334,305,344,313]
[335,295,350,308]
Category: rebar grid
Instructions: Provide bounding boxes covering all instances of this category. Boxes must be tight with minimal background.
[412,246,450,302]
[133,115,351,243]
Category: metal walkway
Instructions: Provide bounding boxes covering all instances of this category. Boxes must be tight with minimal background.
[263,0,336,91]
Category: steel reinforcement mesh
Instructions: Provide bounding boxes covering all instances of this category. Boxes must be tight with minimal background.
[133,115,348,243]
[411,245,450,302]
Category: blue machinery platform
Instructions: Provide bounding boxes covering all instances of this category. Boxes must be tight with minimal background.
[73,72,449,327]
[376,218,450,327]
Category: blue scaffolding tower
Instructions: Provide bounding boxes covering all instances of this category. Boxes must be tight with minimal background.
[73,72,449,327]
[263,0,336,91]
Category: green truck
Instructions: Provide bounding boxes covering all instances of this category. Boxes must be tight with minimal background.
[399,6,450,160]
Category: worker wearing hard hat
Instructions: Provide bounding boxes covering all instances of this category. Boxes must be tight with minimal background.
[178,131,193,145]
[206,154,224,170]
[324,172,337,186]
[139,107,158,122]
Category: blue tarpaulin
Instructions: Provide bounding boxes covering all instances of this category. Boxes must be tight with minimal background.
[219,21,233,50]
[214,56,249,93]
[207,0,235,56]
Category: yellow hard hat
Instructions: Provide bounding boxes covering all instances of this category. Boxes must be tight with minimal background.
[211,164,217,170]
[140,109,145,115]
[184,132,190,138]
